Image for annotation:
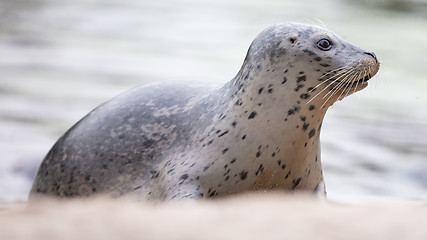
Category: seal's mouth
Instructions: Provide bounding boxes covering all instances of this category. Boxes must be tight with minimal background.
[331,73,372,86]
[307,59,380,107]
[323,59,380,88]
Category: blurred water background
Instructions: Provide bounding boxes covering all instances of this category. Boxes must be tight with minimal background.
[1,0,427,204]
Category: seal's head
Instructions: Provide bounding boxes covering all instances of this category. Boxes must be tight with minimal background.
[237,22,380,109]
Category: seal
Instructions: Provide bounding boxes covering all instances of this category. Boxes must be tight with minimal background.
[29,23,380,201]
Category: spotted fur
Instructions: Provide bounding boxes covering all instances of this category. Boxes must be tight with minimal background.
[29,23,379,201]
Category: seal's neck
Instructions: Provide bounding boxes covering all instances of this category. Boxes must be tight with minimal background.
[205,65,329,192]
[225,62,330,143]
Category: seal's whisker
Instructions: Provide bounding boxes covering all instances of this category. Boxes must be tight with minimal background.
[306,69,353,105]
[314,18,328,29]
[303,17,328,30]
[352,75,360,95]
[320,69,355,99]
[307,80,338,104]
[308,74,341,95]
[310,67,351,93]
[336,70,358,102]
[320,70,356,108]
[352,69,366,95]
[323,69,360,99]
[344,83,354,99]
[323,73,352,102]
[343,71,361,99]
[310,68,352,95]
[319,66,351,80]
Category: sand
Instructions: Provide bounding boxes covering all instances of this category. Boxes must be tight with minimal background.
[1,194,426,240]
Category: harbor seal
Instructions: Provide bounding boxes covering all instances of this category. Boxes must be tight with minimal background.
[29,23,380,201]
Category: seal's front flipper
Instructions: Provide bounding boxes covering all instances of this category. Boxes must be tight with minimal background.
[313,180,327,200]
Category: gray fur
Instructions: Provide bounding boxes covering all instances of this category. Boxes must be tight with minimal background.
[29,23,379,201]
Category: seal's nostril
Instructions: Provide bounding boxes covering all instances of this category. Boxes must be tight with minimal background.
[364,51,378,63]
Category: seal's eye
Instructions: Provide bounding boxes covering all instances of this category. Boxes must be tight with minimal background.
[317,39,332,51]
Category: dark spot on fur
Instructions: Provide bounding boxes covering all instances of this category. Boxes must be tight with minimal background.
[258,87,264,94]
[294,84,304,92]
[232,120,237,127]
[248,111,257,119]
[222,148,229,154]
[240,171,248,180]
[150,170,159,179]
[309,105,315,111]
[309,129,316,138]
[180,174,189,181]
[300,93,310,99]
[297,75,306,83]
[314,57,322,61]
[256,151,261,158]
[255,164,264,176]
[143,139,156,148]
[218,130,229,138]
[282,77,287,84]
[209,190,217,197]
[303,49,315,56]
[320,63,330,67]
[300,116,306,122]
[302,123,309,131]
[231,158,237,164]
[292,178,302,189]
[241,135,246,140]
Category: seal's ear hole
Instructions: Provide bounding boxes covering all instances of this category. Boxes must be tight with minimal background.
[289,38,296,44]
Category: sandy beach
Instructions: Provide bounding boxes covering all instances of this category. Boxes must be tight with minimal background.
[1,194,426,240]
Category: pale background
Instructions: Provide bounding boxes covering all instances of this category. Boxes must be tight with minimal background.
[1,0,427,203]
